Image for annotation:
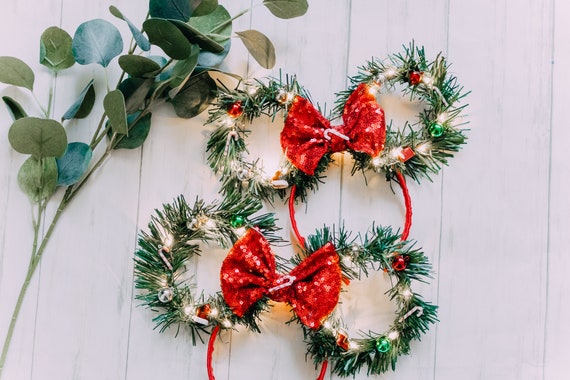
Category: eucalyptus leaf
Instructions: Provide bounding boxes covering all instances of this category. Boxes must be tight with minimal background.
[143,19,193,60]
[169,44,200,90]
[170,72,216,118]
[197,39,230,68]
[148,79,173,104]
[118,78,154,114]
[148,55,171,81]
[0,56,34,90]
[193,0,218,16]
[149,0,191,22]
[61,79,95,121]
[109,6,151,51]
[39,26,75,72]
[18,156,58,202]
[8,117,67,158]
[2,96,28,121]
[113,112,152,149]
[170,20,224,53]
[118,55,161,77]
[188,5,231,43]
[56,142,92,186]
[104,90,128,135]
[236,30,275,69]
[263,0,308,19]
[72,19,124,67]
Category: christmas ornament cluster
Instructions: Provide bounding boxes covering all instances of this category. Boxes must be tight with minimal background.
[135,42,469,379]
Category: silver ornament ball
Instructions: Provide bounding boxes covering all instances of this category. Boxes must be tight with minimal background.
[157,287,174,303]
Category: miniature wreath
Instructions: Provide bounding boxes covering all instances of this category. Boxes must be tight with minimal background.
[134,193,280,347]
[205,42,468,203]
[298,224,438,377]
[213,222,437,378]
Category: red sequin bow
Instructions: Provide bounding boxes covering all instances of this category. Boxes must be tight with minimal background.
[220,229,342,329]
[280,83,386,176]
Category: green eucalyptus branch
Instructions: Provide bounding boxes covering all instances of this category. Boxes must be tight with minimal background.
[0,0,309,377]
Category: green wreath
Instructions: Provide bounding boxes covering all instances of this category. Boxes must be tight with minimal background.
[296,224,438,377]
[134,193,280,340]
[205,42,468,202]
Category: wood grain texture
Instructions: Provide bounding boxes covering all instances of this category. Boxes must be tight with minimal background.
[0,0,565,379]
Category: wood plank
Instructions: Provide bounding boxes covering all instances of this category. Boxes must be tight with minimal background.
[437,1,552,378]
[125,1,256,379]
[225,1,353,379]
[544,1,570,378]
[341,2,449,379]
[9,0,147,378]
[0,0,64,378]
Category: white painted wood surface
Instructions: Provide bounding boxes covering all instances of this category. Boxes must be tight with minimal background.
[0,1,565,379]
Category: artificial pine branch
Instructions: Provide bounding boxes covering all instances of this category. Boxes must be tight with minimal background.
[134,194,281,343]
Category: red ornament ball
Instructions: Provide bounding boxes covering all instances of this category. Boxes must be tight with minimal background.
[392,255,408,271]
[408,71,423,85]
[227,101,244,118]
[336,332,350,351]
[197,303,211,319]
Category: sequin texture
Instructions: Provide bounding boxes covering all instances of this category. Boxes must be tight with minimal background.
[280,83,386,175]
[220,229,342,329]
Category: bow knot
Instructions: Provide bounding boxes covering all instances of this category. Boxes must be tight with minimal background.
[280,83,386,175]
[220,229,342,329]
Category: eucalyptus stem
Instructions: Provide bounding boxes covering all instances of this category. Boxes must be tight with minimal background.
[89,113,108,149]
[0,194,53,377]
[211,8,248,33]
[31,91,48,118]
[46,72,57,119]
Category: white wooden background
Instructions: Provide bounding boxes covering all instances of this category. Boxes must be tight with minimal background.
[0,0,567,379]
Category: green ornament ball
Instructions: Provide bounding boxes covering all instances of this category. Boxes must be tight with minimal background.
[376,337,391,353]
[230,215,246,228]
[428,123,445,138]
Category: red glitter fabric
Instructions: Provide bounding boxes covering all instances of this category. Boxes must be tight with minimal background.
[280,83,386,175]
[220,229,342,329]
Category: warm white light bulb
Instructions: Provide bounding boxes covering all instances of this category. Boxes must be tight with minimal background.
[368,82,381,95]
[391,147,403,159]
[422,75,434,87]
[348,341,360,350]
[184,305,194,316]
[341,255,353,266]
[388,331,399,340]
[415,142,431,155]
[401,288,413,299]
[163,234,174,248]
[384,67,397,79]
[372,156,382,168]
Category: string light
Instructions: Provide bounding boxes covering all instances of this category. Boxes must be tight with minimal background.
[401,288,413,300]
[415,142,431,155]
[390,147,403,159]
[388,331,399,340]
[341,255,353,266]
[183,305,195,316]
[436,113,448,124]
[383,66,398,79]
[348,341,360,350]
[421,74,434,87]
[221,319,233,328]
[234,226,247,237]
[371,156,383,168]
[368,81,381,94]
